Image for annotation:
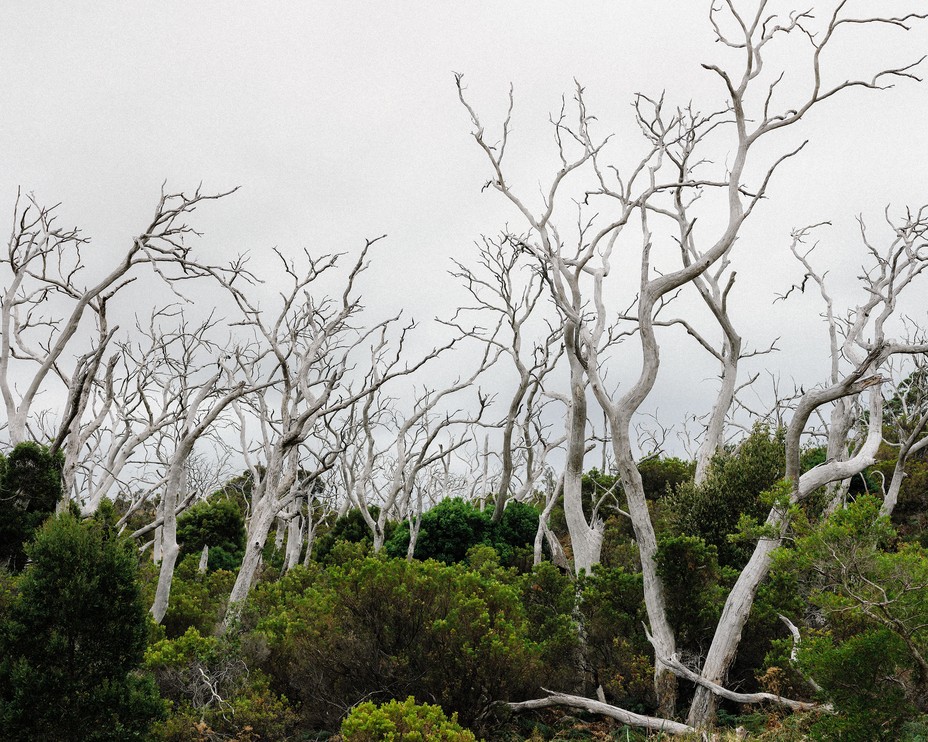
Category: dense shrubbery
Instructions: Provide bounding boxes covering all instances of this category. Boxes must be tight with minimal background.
[0,507,163,740]
[175,497,246,572]
[244,549,552,731]
[385,497,538,567]
[3,431,928,740]
[0,442,63,571]
[668,426,784,568]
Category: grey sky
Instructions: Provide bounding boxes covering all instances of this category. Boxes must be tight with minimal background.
[2,1,926,452]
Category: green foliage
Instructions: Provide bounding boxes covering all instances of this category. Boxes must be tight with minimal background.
[340,696,477,741]
[248,554,545,732]
[146,627,298,741]
[315,505,390,562]
[637,456,694,500]
[156,553,237,638]
[668,426,785,568]
[176,497,246,571]
[0,510,163,740]
[386,498,487,563]
[519,561,580,690]
[0,441,64,571]
[579,565,653,707]
[385,497,538,568]
[800,629,914,740]
[655,535,724,654]
[773,496,928,735]
[493,500,540,566]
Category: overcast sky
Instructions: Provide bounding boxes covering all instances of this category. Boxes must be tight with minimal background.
[2,1,927,452]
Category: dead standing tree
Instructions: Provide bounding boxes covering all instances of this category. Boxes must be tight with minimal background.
[447,236,563,523]
[459,0,927,728]
[217,240,454,623]
[0,187,237,499]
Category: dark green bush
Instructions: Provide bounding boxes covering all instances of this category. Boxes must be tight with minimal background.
[385,497,538,568]
[145,627,298,741]
[315,505,391,562]
[0,509,163,740]
[579,565,653,708]
[248,554,545,732]
[0,441,63,571]
[176,497,246,571]
[668,426,784,568]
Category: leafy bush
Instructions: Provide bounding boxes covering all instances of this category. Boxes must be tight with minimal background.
[655,535,725,654]
[176,497,246,571]
[0,508,163,740]
[637,456,694,500]
[0,441,63,571]
[315,506,391,562]
[340,696,476,741]
[157,553,237,638]
[248,554,545,732]
[146,627,298,741]
[799,629,915,741]
[668,426,784,568]
[579,565,653,708]
[385,498,538,568]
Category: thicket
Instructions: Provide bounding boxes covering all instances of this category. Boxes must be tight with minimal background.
[1,427,928,739]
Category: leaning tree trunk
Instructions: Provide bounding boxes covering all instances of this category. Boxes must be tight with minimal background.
[282,505,304,573]
[224,496,278,626]
[688,387,884,728]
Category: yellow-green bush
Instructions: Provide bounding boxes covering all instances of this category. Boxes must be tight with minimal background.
[340,696,476,741]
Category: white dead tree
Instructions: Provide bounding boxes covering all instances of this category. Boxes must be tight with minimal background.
[447,236,563,523]
[879,354,928,517]
[0,187,234,474]
[69,308,210,517]
[782,212,928,514]
[686,215,928,725]
[219,241,453,622]
[459,0,927,728]
[150,369,249,623]
[347,360,493,552]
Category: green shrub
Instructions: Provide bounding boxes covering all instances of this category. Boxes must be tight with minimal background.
[386,498,538,568]
[579,565,653,708]
[176,497,246,571]
[0,509,163,740]
[249,554,545,732]
[667,426,784,568]
[157,554,237,638]
[314,505,395,562]
[799,629,915,741]
[655,535,725,653]
[340,696,476,741]
[146,627,298,741]
[0,441,63,571]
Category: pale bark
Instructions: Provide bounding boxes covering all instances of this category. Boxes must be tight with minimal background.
[282,500,304,573]
[562,346,602,575]
[151,372,249,624]
[507,691,695,735]
[1,188,236,488]
[687,383,885,726]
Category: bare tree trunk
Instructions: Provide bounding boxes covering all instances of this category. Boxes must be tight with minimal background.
[198,544,209,573]
[563,348,603,575]
[694,340,739,485]
[151,466,185,624]
[687,386,884,727]
[227,502,277,620]
[282,503,303,573]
